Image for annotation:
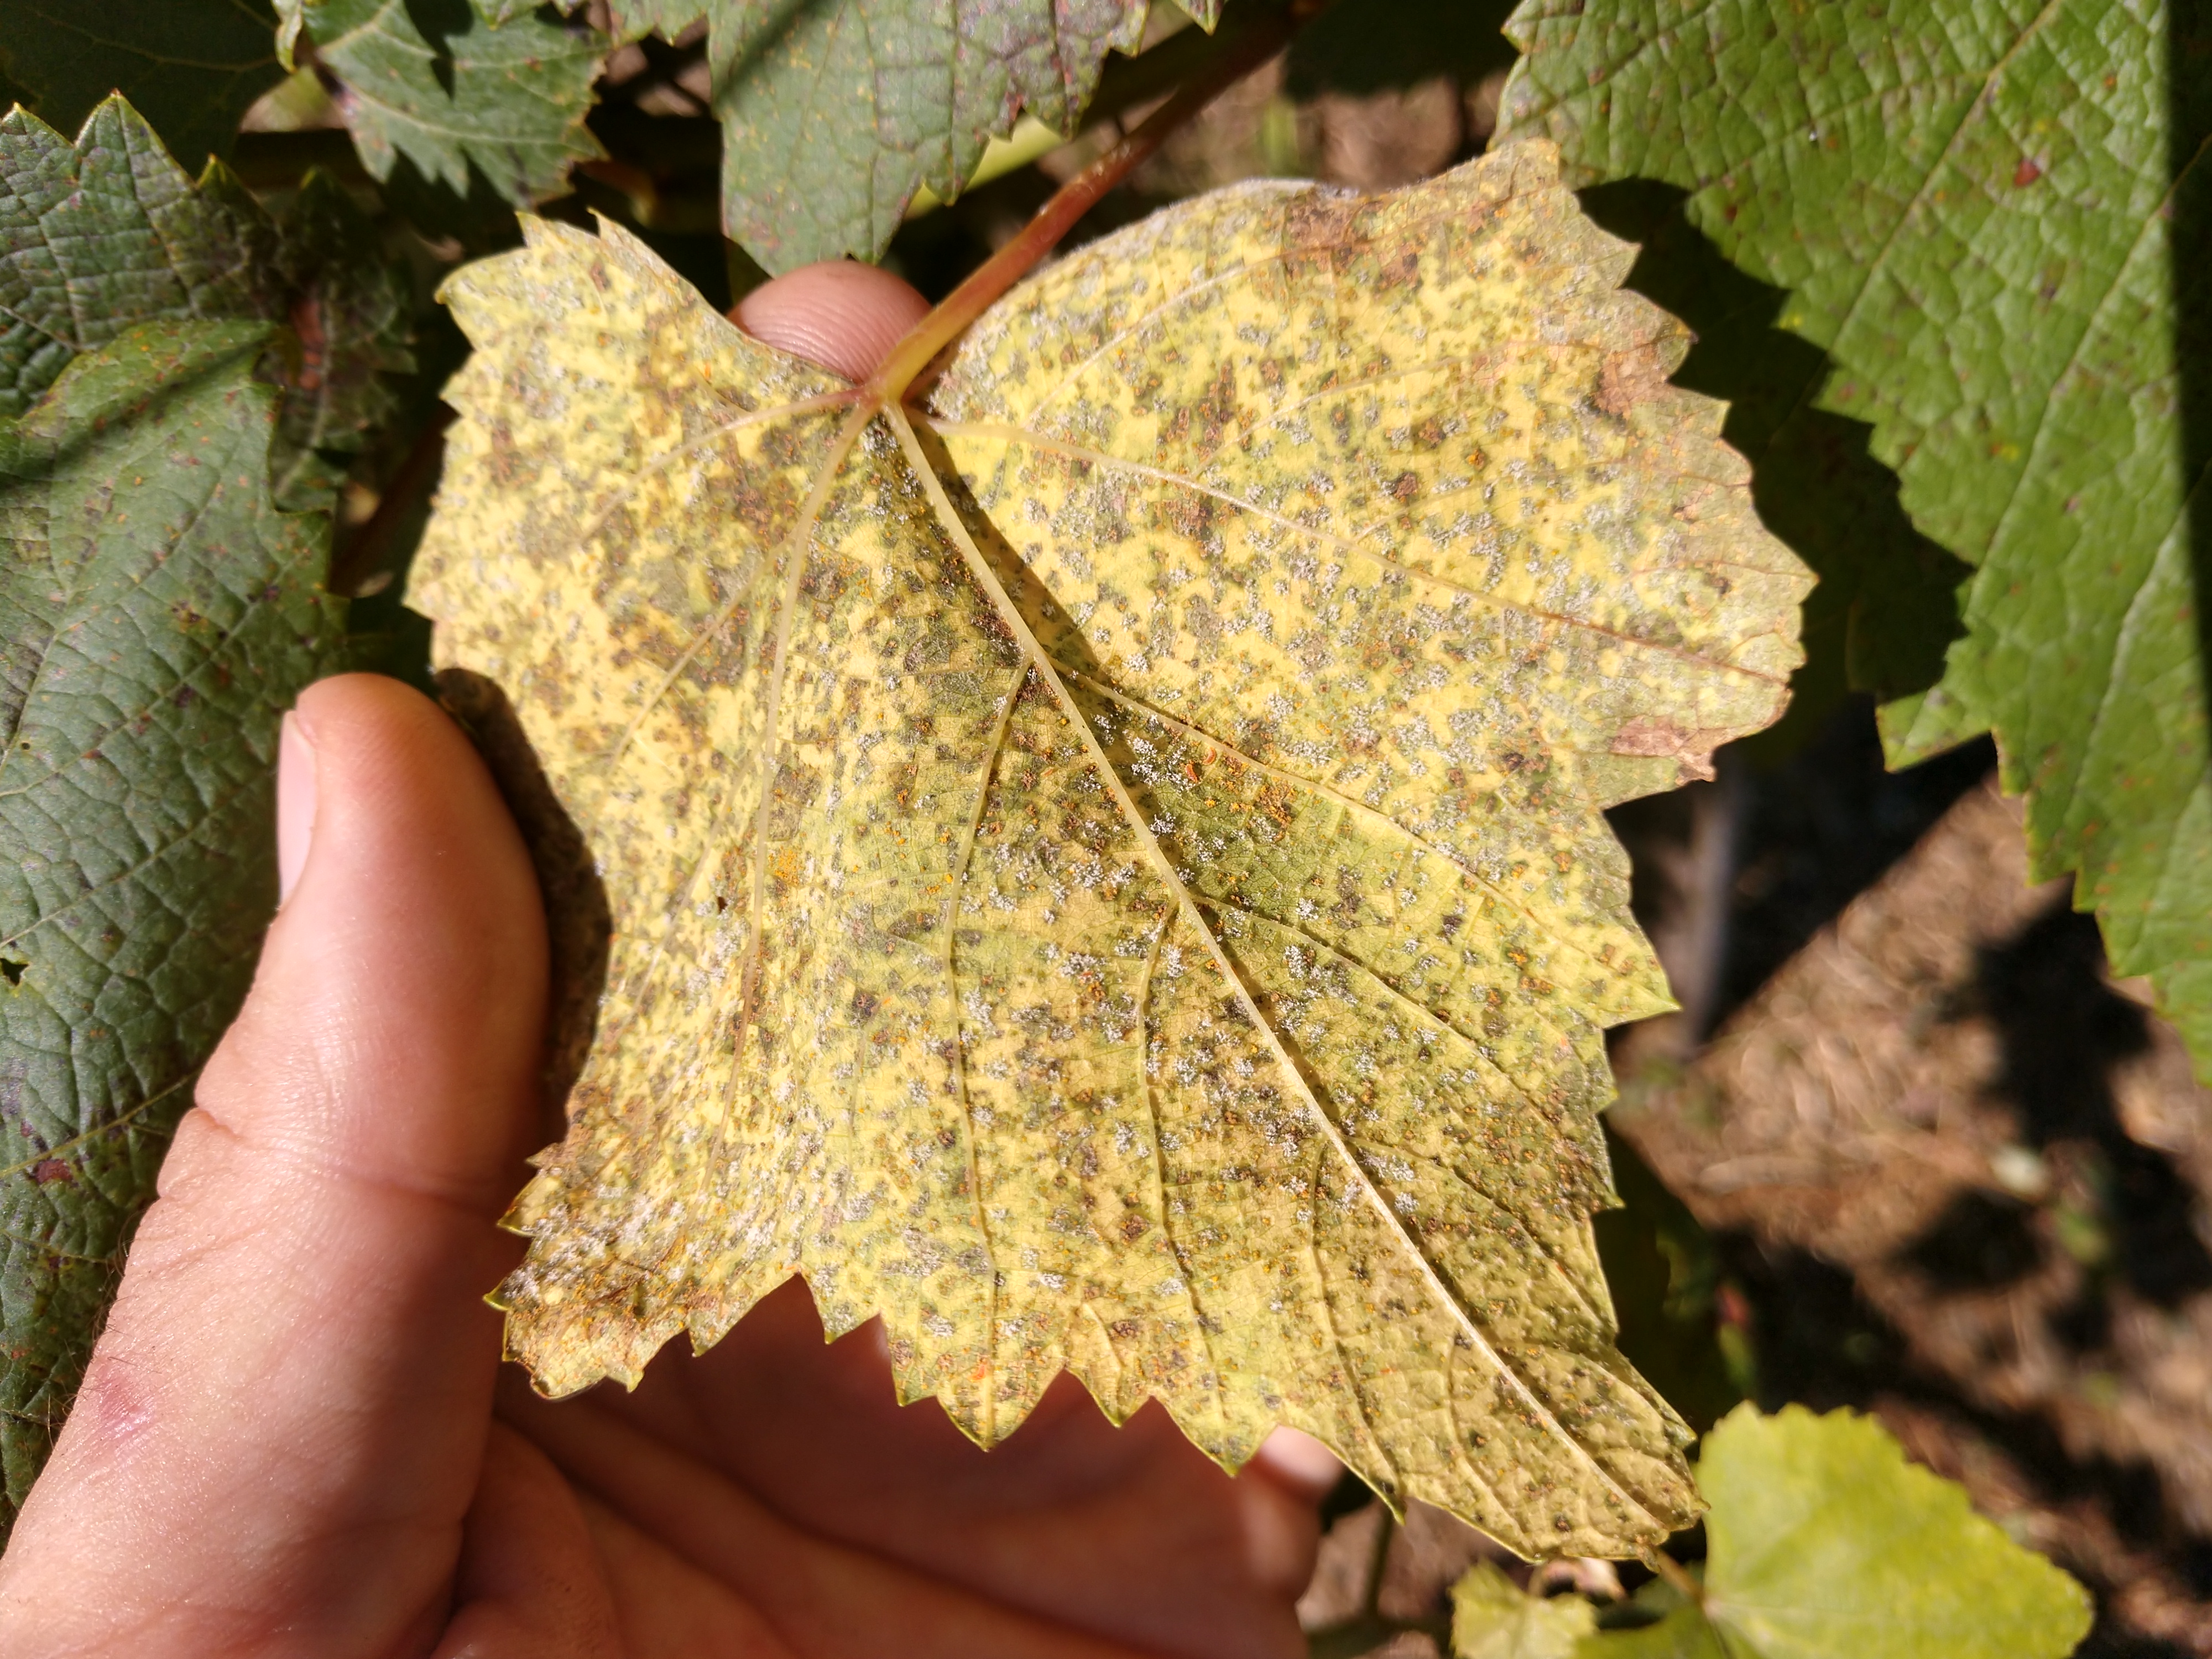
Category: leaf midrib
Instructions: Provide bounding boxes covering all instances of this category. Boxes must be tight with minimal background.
[1068,669,1650,1033]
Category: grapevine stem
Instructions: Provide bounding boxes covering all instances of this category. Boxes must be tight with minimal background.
[329,404,456,597]
[863,2,1316,406]
[1645,1548,1704,1606]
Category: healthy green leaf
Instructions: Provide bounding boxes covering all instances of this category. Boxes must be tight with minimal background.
[1694,1404,2091,1659]
[0,317,347,1536]
[283,0,607,206]
[603,0,1215,269]
[1448,1406,2093,1659]
[1452,1560,1597,1659]
[0,0,283,173]
[1576,1606,1724,1659]
[1497,0,2212,1071]
[0,92,361,1539]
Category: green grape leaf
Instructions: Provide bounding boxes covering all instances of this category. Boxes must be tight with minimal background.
[0,317,347,1536]
[0,0,283,173]
[1693,1405,2091,1659]
[0,99,268,416]
[1449,1407,2093,1659]
[605,0,1218,270]
[1580,1608,1726,1659]
[0,93,359,1540]
[1497,0,2212,1071]
[286,0,607,206]
[0,98,415,509]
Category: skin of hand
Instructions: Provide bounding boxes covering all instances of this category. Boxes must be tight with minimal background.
[0,264,1339,1659]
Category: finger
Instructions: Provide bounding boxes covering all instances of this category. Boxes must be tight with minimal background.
[0,674,549,1656]
[1251,1426,1343,1504]
[735,259,930,382]
[432,1425,624,1659]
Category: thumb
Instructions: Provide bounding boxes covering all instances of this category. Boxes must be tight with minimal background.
[0,673,549,1656]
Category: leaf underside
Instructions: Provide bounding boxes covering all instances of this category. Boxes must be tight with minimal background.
[411,141,1809,1558]
[606,0,1216,270]
[1499,0,2212,1076]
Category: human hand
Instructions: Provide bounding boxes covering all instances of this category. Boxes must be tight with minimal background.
[0,264,1338,1659]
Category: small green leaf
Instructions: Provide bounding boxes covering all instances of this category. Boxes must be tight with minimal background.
[1497,0,2212,1074]
[1452,1561,1597,1659]
[0,0,283,172]
[0,318,347,1537]
[1451,1408,2091,1659]
[1581,1605,1727,1659]
[606,0,1214,270]
[290,0,607,206]
[1693,1405,2090,1659]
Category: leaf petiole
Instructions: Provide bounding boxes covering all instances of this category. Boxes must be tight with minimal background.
[863,1,1320,408]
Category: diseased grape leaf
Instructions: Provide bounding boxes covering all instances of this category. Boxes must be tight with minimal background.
[1570,182,1970,757]
[0,97,415,509]
[0,318,347,1535]
[410,142,1809,1557]
[601,0,1214,270]
[280,0,607,206]
[1498,0,2212,1074]
[0,0,282,173]
[1449,1407,2092,1659]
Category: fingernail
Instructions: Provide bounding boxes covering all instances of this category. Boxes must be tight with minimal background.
[1253,1426,1344,1499]
[277,711,318,905]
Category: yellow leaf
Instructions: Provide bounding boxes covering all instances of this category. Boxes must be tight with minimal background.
[410,140,1809,1559]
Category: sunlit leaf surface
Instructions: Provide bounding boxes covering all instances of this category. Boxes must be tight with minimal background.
[411,143,1809,1557]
